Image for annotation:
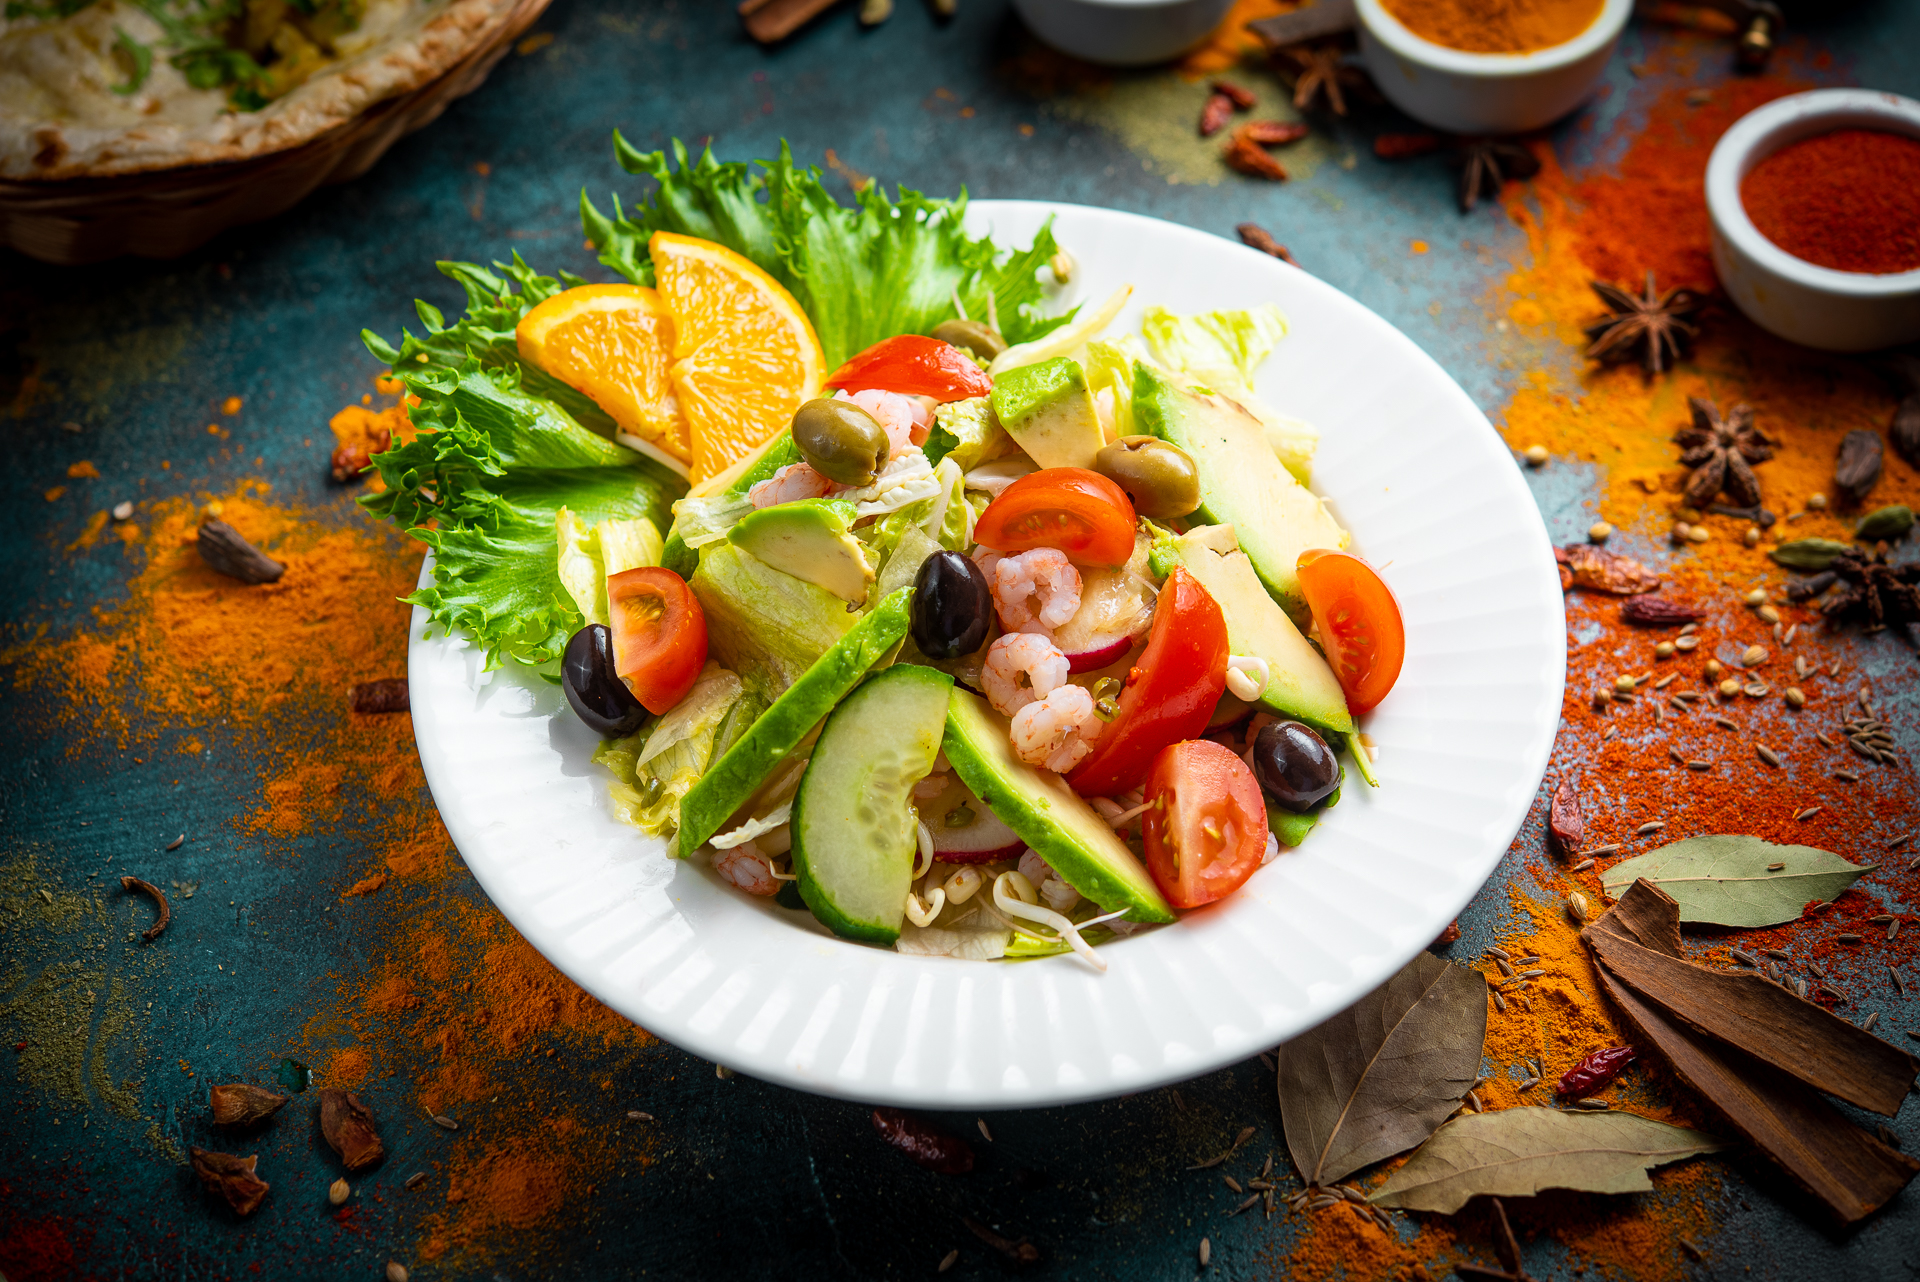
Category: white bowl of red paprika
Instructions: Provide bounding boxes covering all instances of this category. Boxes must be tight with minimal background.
[1706,89,1920,353]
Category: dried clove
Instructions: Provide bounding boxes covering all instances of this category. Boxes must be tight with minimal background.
[1200,93,1234,137]
[120,875,170,942]
[1241,120,1310,146]
[318,1089,385,1171]
[1833,430,1884,508]
[190,1148,269,1216]
[1548,779,1583,855]
[872,1108,974,1173]
[196,519,284,584]
[350,679,409,715]
[1236,223,1298,266]
[210,1082,289,1126]
[963,1216,1041,1263]
[1225,129,1289,181]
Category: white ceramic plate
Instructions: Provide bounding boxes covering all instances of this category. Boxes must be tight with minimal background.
[408,201,1566,1108]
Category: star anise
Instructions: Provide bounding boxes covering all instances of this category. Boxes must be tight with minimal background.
[1272,41,1368,116]
[1674,397,1773,508]
[1795,547,1920,637]
[1583,271,1701,376]
[1457,139,1540,212]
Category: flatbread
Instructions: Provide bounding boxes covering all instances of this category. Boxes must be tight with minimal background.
[0,0,522,180]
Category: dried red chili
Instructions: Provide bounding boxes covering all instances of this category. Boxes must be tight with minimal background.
[871,1107,974,1173]
[1548,780,1583,855]
[1211,80,1257,110]
[1557,1045,1636,1099]
[1225,132,1288,181]
[1620,595,1704,626]
[1242,121,1309,146]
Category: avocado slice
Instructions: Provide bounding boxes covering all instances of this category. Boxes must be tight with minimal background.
[690,542,859,697]
[989,357,1105,470]
[1157,529,1355,737]
[678,587,915,856]
[1132,362,1346,625]
[729,498,875,604]
[942,689,1176,924]
[661,431,803,576]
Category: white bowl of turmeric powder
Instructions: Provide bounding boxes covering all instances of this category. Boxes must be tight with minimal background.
[1355,0,1632,136]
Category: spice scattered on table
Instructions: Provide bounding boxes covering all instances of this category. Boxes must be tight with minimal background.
[189,1148,270,1217]
[318,1089,385,1171]
[120,875,170,942]
[872,1108,974,1173]
[195,518,285,584]
[209,1082,288,1126]
[1582,271,1700,377]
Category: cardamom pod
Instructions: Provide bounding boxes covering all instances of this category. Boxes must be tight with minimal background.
[1854,504,1913,544]
[1833,429,1883,507]
[1768,538,1850,572]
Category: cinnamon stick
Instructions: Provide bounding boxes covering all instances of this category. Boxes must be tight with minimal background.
[1587,883,1917,1224]
[1585,920,1918,1116]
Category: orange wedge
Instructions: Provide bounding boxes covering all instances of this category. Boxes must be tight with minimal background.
[648,231,826,486]
[516,284,688,462]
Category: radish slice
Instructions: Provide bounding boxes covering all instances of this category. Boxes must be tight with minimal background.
[922,774,1025,863]
[1062,633,1134,674]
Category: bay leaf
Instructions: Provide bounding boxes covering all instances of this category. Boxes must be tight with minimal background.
[1369,1109,1724,1213]
[1276,951,1486,1188]
[1600,835,1876,928]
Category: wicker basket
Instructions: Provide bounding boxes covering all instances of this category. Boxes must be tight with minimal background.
[0,0,551,266]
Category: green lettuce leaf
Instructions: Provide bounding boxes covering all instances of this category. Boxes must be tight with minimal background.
[582,138,1071,368]
[361,266,682,669]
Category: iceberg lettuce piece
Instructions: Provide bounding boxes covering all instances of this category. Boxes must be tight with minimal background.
[1139,304,1319,484]
[556,509,665,625]
[595,662,748,841]
[925,397,1015,471]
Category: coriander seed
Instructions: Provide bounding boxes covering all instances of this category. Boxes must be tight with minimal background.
[1784,687,1806,708]
[1807,492,1828,510]
[1588,521,1613,542]
[1655,641,1675,658]
[1524,444,1549,467]
[1719,678,1741,697]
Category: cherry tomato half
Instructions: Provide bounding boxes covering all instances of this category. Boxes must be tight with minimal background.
[973,467,1137,567]
[607,566,708,714]
[825,334,994,403]
[1142,739,1269,910]
[1296,548,1404,714]
[1067,566,1229,797]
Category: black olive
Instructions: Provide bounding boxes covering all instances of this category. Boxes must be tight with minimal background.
[1252,720,1341,813]
[562,624,649,737]
[910,550,993,659]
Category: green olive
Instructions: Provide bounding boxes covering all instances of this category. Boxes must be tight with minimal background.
[931,318,1007,362]
[791,398,890,487]
[1094,436,1201,519]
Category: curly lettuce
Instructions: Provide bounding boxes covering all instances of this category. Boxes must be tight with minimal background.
[582,138,1072,368]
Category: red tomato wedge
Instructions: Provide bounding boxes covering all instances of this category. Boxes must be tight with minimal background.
[1067,566,1229,797]
[825,334,993,402]
[1141,739,1268,910]
[607,566,708,714]
[973,468,1137,567]
[1296,548,1404,714]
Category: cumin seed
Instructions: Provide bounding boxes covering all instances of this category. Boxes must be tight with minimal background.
[1838,934,1864,944]
[1514,955,1540,966]
[1573,1098,1611,1110]
[405,1171,426,1190]
[1602,725,1617,740]
[165,834,185,851]
[1518,968,1546,979]
[1224,1175,1243,1193]
[1492,991,1507,1013]
[627,1110,653,1121]
[978,1118,993,1142]
[430,1114,458,1131]
[1765,949,1790,960]
[1655,673,1678,689]
[1893,921,1903,941]
[1262,1154,1273,1179]
[1871,915,1895,924]
[1681,1238,1704,1260]
[1714,717,1740,731]
[1730,948,1759,966]
[1766,862,1786,871]
[1582,843,1622,856]
[1635,821,1666,836]
[1199,1237,1211,1268]
[1794,807,1822,821]
[1497,958,1515,978]
[1486,945,1512,960]
[1573,858,1595,872]
[1836,770,1860,783]
[1341,1185,1367,1204]
[939,1248,959,1273]
[1812,960,1830,979]
[1863,1012,1880,1031]
[1794,978,1809,999]
[1669,746,1686,764]
[1468,1092,1483,1113]
[1688,759,1713,771]
[1889,832,1914,850]
[1756,745,1782,767]
[1306,1194,1339,1211]
[1817,732,1837,748]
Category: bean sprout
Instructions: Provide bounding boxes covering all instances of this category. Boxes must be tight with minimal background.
[993,872,1108,972]
[1262,832,1281,866]
[904,887,946,927]
[942,865,984,904]
[770,862,799,882]
[913,818,935,880]
[1103,799,1153,829]
[1225,654,1271,702]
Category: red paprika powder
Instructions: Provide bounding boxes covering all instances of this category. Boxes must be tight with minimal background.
[1739,128,1920,275]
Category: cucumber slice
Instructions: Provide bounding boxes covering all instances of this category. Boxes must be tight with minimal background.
[791,664,954,943]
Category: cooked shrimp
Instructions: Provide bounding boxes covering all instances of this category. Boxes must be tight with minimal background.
[840,388,926,457]
[712,842,780,896]
[981,631,1070,716]
[991,549,1082,636]
[1009,684,1102,773]
[749,462,837,508]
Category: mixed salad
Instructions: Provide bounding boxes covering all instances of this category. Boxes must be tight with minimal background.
[364,139,1405,969]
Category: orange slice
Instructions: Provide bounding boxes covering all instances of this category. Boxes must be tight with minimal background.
[516,284,688,462]
[648,231,826,486]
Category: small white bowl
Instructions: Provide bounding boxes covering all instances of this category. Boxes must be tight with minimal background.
[1012,0,1234,67]
[1354,0,1631,135]
[1706,88,1920,353]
